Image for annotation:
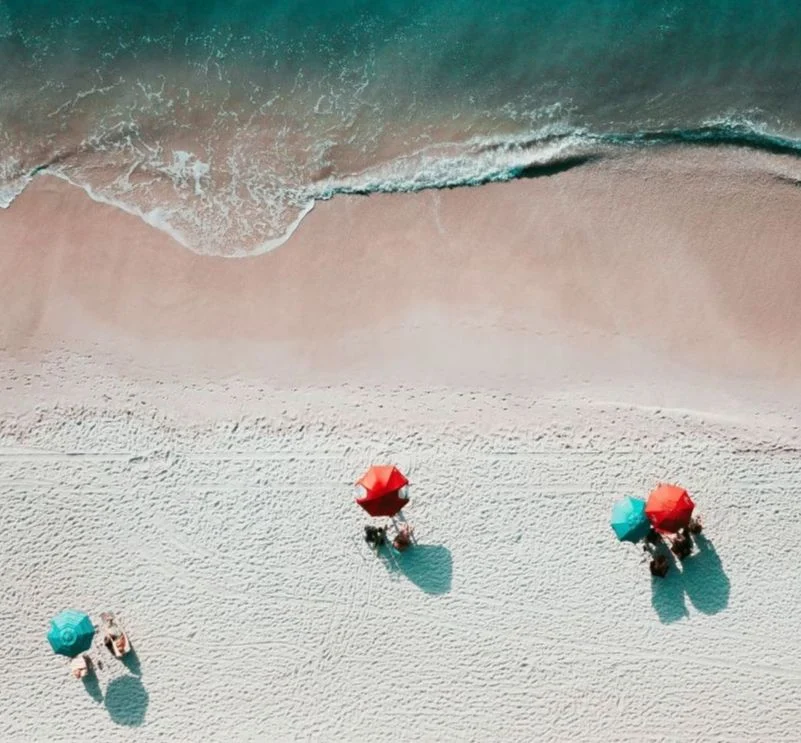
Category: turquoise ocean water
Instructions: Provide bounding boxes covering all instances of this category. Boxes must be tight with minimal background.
[1,1,800,254]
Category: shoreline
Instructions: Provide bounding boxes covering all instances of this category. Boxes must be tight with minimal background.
[1,146,801,411]
[8,120,801,252]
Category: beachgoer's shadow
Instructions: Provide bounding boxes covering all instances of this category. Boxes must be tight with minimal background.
[681,534,730,615]
[651,551,688,624]
[122,647,142,677]
[104,675,149,727]
[82,672,103,703]
[381,543,453,595]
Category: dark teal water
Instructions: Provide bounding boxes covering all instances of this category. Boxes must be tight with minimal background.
[2,0,801,253]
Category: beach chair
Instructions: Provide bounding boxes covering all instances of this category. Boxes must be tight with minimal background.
[392,524,414,552]
[70,654,91,680]
[100,612,131,658]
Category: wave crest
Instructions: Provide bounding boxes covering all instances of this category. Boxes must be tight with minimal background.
[3,116,801,257]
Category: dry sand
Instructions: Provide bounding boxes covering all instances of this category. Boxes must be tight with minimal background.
[1,147,801,741]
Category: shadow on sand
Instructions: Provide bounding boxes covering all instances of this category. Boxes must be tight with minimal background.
[681,534,730,615]
[651,551,688,624]
[82,672,103,703]
[105,675,149,727]
[651,534,729,623]
[122,648,142,677]
[381,543,453,595]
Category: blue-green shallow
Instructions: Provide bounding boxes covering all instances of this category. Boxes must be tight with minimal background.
[4,0,801,129]
[3,1,801,252]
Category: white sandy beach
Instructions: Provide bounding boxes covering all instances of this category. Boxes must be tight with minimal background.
[1,148,801,741]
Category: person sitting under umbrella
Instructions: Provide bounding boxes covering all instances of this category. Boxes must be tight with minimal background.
[649,554,670,578]
[393,524,414,552]
[688,516,703,535]
[670,528,693,560]
[645,527,663,547]
[364,525,386,548]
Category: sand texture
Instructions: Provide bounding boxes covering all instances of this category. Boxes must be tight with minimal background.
[1,148,801,741]
[1,390,800,741]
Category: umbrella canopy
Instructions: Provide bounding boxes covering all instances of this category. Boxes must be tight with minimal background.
[610,496,650,543]
[645,484,695,533]
[356,465,409,517]
[47,610,95,657]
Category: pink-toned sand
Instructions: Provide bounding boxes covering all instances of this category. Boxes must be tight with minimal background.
[2,147,800,401]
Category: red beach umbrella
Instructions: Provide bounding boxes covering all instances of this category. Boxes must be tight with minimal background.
[645,484,695,533]
[355,465,409,517]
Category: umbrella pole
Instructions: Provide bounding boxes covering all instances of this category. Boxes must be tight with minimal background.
[392,511,414,532]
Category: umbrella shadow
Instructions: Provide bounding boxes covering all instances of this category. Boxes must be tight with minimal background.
[122,647,142,677]
[381,543,453,595]
[681,534,730,615]
[82,672,103,703]
[104,675,149,727]
[650,550,689,624]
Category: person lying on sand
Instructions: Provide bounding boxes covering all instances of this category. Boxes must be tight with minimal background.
[103,629,127,656]
[650,554,669,578]
[104,623,119,642]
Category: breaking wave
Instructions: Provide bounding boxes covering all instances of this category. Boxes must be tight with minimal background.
[3,117,801,257]
[4,0,801,256]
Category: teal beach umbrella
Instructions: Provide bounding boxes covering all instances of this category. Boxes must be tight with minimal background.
[610,497,650,543]
[47,610,95,657]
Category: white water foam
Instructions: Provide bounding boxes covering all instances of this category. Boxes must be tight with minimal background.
[0,173,29,209]
[0,149,31,209]
[314,128,592,199]
[48,169,195,249]
[162,150,211,198]
[0,122,596,257]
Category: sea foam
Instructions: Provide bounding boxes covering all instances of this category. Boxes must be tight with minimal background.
[3,117,801,257]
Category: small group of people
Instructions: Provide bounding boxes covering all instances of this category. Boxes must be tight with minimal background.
[71,613,131,680]
[364,523,414,552]
[646,517,703,578]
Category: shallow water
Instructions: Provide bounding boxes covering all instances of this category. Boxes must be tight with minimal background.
[2,0,801,254]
